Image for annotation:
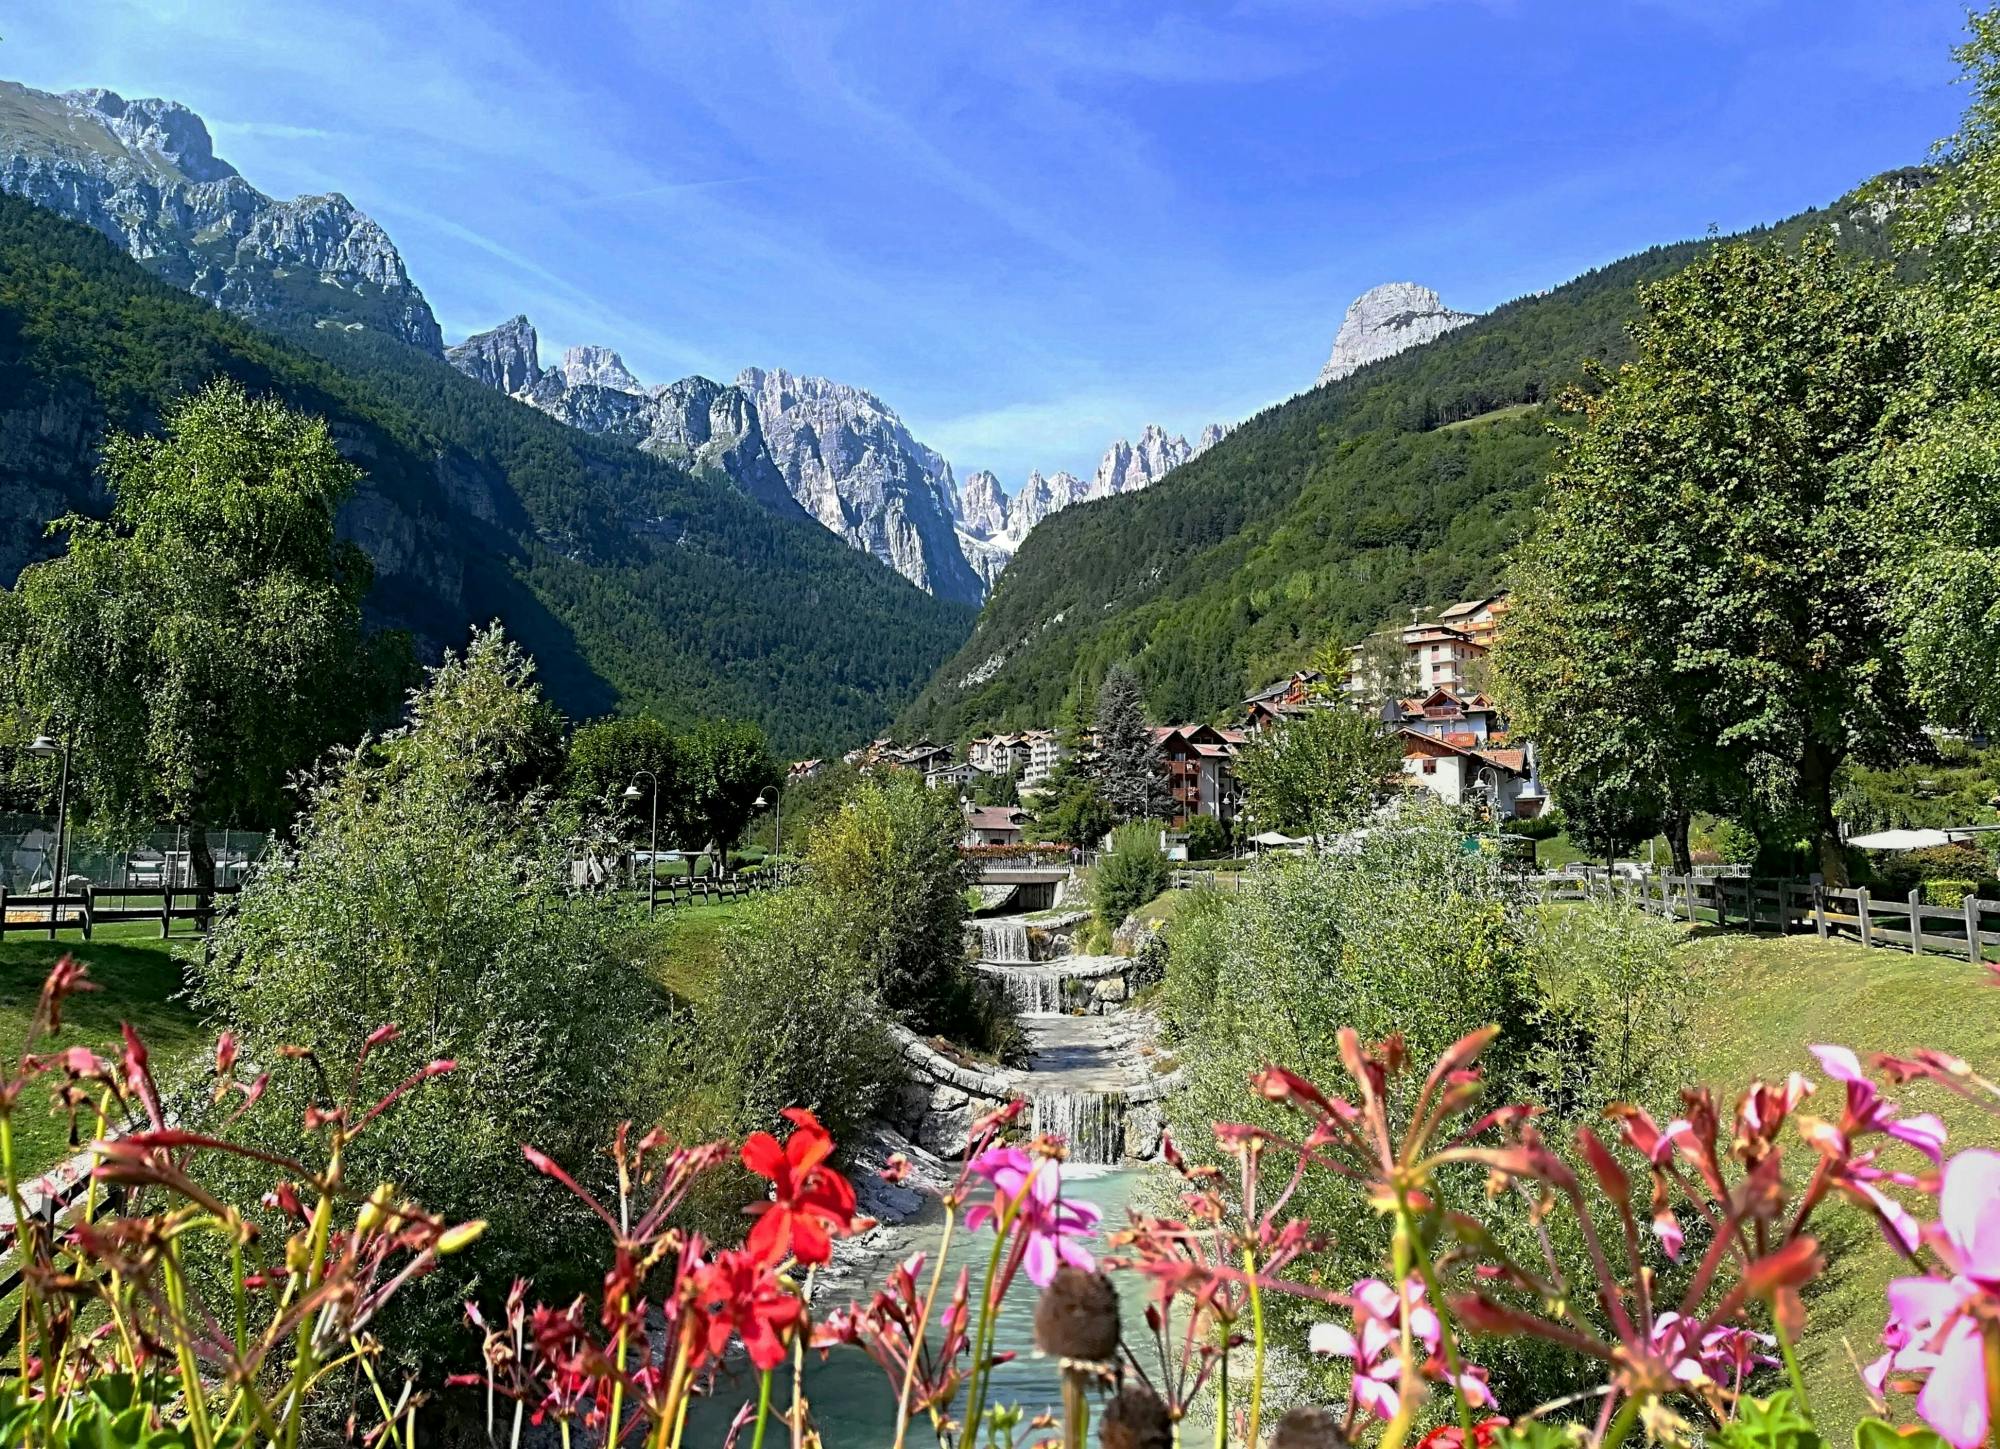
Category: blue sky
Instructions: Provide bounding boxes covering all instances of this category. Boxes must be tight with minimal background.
[6,0,1973,487]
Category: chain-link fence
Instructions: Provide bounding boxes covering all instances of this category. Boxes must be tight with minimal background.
[0,816,270,893]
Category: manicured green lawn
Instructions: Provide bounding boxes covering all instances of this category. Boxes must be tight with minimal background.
[1683,929,2000,1436]
[0,932,204,1176]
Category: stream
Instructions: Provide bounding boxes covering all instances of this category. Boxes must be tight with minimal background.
[687,1166,1156,1446]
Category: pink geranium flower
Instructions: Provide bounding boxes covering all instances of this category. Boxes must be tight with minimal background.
[1311,1275,1493,1422]
[965,1146,1102,1287]
[1871,1148,2000,1449]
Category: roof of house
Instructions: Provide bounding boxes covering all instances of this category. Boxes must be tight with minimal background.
[1396,729,1528,775]
[964,805,1028,830]
[1242,669,1323,705]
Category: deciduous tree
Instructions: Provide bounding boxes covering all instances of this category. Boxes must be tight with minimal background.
[1233,704,1400,837]
[1497,237,1921,883]
[2,380,409,893]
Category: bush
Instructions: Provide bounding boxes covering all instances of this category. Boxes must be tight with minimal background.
[1924,877,1979,907]
[1183,813,1229,860]
[189,631,659,1371]
[1711,818,1759,866]
[1092,821,1169,932]
[1157,800,1685,1407]
[1500,806,1565,841]
[1876,842,1994,897]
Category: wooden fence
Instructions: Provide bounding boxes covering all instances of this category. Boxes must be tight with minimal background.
[0,883,243,940]
[1532,871,2000,963]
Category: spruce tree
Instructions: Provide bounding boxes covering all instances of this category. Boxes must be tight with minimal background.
[1091,663,1168,822]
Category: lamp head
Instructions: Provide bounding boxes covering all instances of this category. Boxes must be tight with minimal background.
[622,783,644,802]
[755,790,775,808]
[27,734,59,759]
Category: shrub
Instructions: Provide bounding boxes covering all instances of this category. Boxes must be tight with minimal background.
[1924,877,1979,907]
[1092,821,1169,932]
[1182,812,1229,860]
[1711,818,1759,865]
[189,629,659,1371]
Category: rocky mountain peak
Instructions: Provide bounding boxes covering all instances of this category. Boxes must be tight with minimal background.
[447,315,542,394]
[1092,425,1194,498]
[1197,422,1227,453]
[61,88,237,183]
[0,80,442,353]
[561,345,643,394]
[1317,282,1477,386]
[956,469,1010,539]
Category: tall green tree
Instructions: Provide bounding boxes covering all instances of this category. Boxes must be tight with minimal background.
[1499,237,1922,883]
[675,718,778,856]
[1091,662,1168,822]
[567,714,679,824]
[1232,704,1400,836]
[1871,11,2000,735]
[0,380,408,891]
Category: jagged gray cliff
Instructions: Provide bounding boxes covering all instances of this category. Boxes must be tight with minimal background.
[736,366,981,604]
[952,422,1226,586]
[0,81,443,353]
[1317,282,1476,385]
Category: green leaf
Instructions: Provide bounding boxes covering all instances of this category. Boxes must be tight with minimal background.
[1855,1417,1952,1449]
[1714,1391,1825,1449]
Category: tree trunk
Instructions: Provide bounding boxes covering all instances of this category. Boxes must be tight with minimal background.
[187,825,217,930]
[1667,808,1694,876]
[1799,743,1848,887]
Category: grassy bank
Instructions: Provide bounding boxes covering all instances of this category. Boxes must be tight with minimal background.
[0,933,202,1174]
[1683,929,2000,1435]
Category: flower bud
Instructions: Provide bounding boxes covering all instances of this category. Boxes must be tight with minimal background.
[1099,1383,1171,1449]
[1034,1267,1120,1363]
[1272,1406,1348,1449]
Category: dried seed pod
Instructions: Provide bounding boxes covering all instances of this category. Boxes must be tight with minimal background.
[1271,1405,1349,1449]
[1033,1266,1121,1362]
[1099,1382,1172,1449]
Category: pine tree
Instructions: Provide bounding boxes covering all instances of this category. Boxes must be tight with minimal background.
[1091,663,1168,823]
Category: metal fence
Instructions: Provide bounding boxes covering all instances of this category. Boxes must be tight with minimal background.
[0,817,269,893]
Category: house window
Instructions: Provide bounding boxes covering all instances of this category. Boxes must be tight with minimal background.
[1421,759,1437,774]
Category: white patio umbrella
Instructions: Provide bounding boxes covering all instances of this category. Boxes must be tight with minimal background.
[1846,828,1967,850]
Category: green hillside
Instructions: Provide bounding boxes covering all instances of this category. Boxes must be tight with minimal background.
[0,194,973,753]
[898,181,1908,741]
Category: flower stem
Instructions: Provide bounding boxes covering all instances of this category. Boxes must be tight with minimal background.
[894,1205,957,1449]
[1773,1309,1810,1415]
[1240,1245,1266,1449]
[1405,1203,1477,1443]
[1212,1343,1228,1449]
[1598,1392,1642,1449]
[751,1368,775,1449]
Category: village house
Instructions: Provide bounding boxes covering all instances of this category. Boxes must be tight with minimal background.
[1153,723,1246,828]
[1387,688,1506,745]
[787,759,824,781]
[1342,592,1510,699]
[968,733,1028,775]
[924,760,977,791]
[1242,670,1326,732]
[962,803,1030,847]
[1398,731,1548,818]
[893,742,954,774]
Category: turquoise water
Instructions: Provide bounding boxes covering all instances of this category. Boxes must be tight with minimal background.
[686,1165,1156,1446]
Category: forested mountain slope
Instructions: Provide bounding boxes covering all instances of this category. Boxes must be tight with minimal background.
[897,180,1908,740]
[0,195,973,753]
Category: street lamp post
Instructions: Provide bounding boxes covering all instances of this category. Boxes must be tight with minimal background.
[755,786,782,874]
[623,771,660,918]
[28,731,72,908]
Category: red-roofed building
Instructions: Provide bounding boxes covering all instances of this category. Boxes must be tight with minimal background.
[1398,729,1547,818]
[962,804,1030,847]
[1154,724,1244,828]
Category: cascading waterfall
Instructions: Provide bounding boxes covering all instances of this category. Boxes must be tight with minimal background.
[981,965,1066,1015]
[1031,1091,1123,1165]
[979,919,1034,963]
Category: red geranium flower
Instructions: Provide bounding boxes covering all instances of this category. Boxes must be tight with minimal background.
[1417,1418,1509,1449]
[696,1248,803,1371]
[741,1107,857,1266]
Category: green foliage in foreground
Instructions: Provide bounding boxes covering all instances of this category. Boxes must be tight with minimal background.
[186,630,668,1369]
[1158,803,1689,1407]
